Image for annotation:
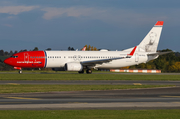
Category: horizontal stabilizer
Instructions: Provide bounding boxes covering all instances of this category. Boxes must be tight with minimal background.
[147,51,173,56]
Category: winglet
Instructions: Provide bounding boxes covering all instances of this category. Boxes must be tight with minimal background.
[155,21,164,26]
[127,46,137,58]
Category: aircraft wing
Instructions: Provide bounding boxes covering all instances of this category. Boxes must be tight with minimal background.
[81,46,137,66]
[81,57,125,66]
[147,51,173,56]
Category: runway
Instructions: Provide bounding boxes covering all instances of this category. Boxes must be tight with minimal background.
[1,86,180,110]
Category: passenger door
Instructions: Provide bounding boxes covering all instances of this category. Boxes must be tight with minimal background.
[135,53,139,62]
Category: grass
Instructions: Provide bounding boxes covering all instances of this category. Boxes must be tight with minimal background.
[1,73,180,80]
[0,110,180,119]
[0,84,174,93]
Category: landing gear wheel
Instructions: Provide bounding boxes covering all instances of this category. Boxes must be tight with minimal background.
[19,70,22,74]
[86,69,92,74]
[78,70,84,74]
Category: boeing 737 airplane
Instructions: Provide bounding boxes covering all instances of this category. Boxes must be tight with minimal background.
[4,21,169,74]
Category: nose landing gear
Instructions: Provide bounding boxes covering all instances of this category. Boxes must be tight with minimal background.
[13,67,22,74]
[19,70,22,74]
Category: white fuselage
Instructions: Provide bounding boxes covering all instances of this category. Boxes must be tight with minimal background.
[45,51,149,69]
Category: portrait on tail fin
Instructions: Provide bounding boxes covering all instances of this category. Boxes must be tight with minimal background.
[145,32,158,52]
[138,21,163,53]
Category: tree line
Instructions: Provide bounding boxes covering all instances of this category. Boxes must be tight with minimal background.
[128,49,180,72]
[68,45,98,51]
[0,46,180,72]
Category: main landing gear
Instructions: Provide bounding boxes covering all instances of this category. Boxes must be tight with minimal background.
[86,69,92,74]
[78,69,92,74]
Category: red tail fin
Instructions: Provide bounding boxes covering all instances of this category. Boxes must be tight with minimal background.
[82,47,86,51]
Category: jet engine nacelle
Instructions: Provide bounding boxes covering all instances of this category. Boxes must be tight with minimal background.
[65,63,83,71]
[52,67,65,71]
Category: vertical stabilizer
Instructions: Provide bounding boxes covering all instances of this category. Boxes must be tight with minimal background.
[138,21,164,52]
[82,46,86,51]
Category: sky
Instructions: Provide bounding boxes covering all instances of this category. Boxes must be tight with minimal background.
[0,0,180,52]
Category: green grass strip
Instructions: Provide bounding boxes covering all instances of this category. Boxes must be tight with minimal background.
[1,73,180,80]
[0,84,174,93]
[0,110,180,119]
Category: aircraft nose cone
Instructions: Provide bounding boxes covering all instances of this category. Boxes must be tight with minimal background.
[4,58,11,65]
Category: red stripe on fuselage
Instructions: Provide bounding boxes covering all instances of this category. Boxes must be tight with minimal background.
[4,51,46,68]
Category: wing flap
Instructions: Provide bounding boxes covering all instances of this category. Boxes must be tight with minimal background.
[81,46,137,66]
[81,57,125,66]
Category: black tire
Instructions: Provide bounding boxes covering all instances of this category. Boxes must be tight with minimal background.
[19,70,22,74]
[86,69,92,74]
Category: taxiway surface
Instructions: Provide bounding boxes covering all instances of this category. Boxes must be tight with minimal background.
[1,86,180,110]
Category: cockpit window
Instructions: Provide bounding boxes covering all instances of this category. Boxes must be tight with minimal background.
[11,56,18,58]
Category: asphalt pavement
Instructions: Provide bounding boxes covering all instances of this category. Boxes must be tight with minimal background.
[0,86,180,110]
